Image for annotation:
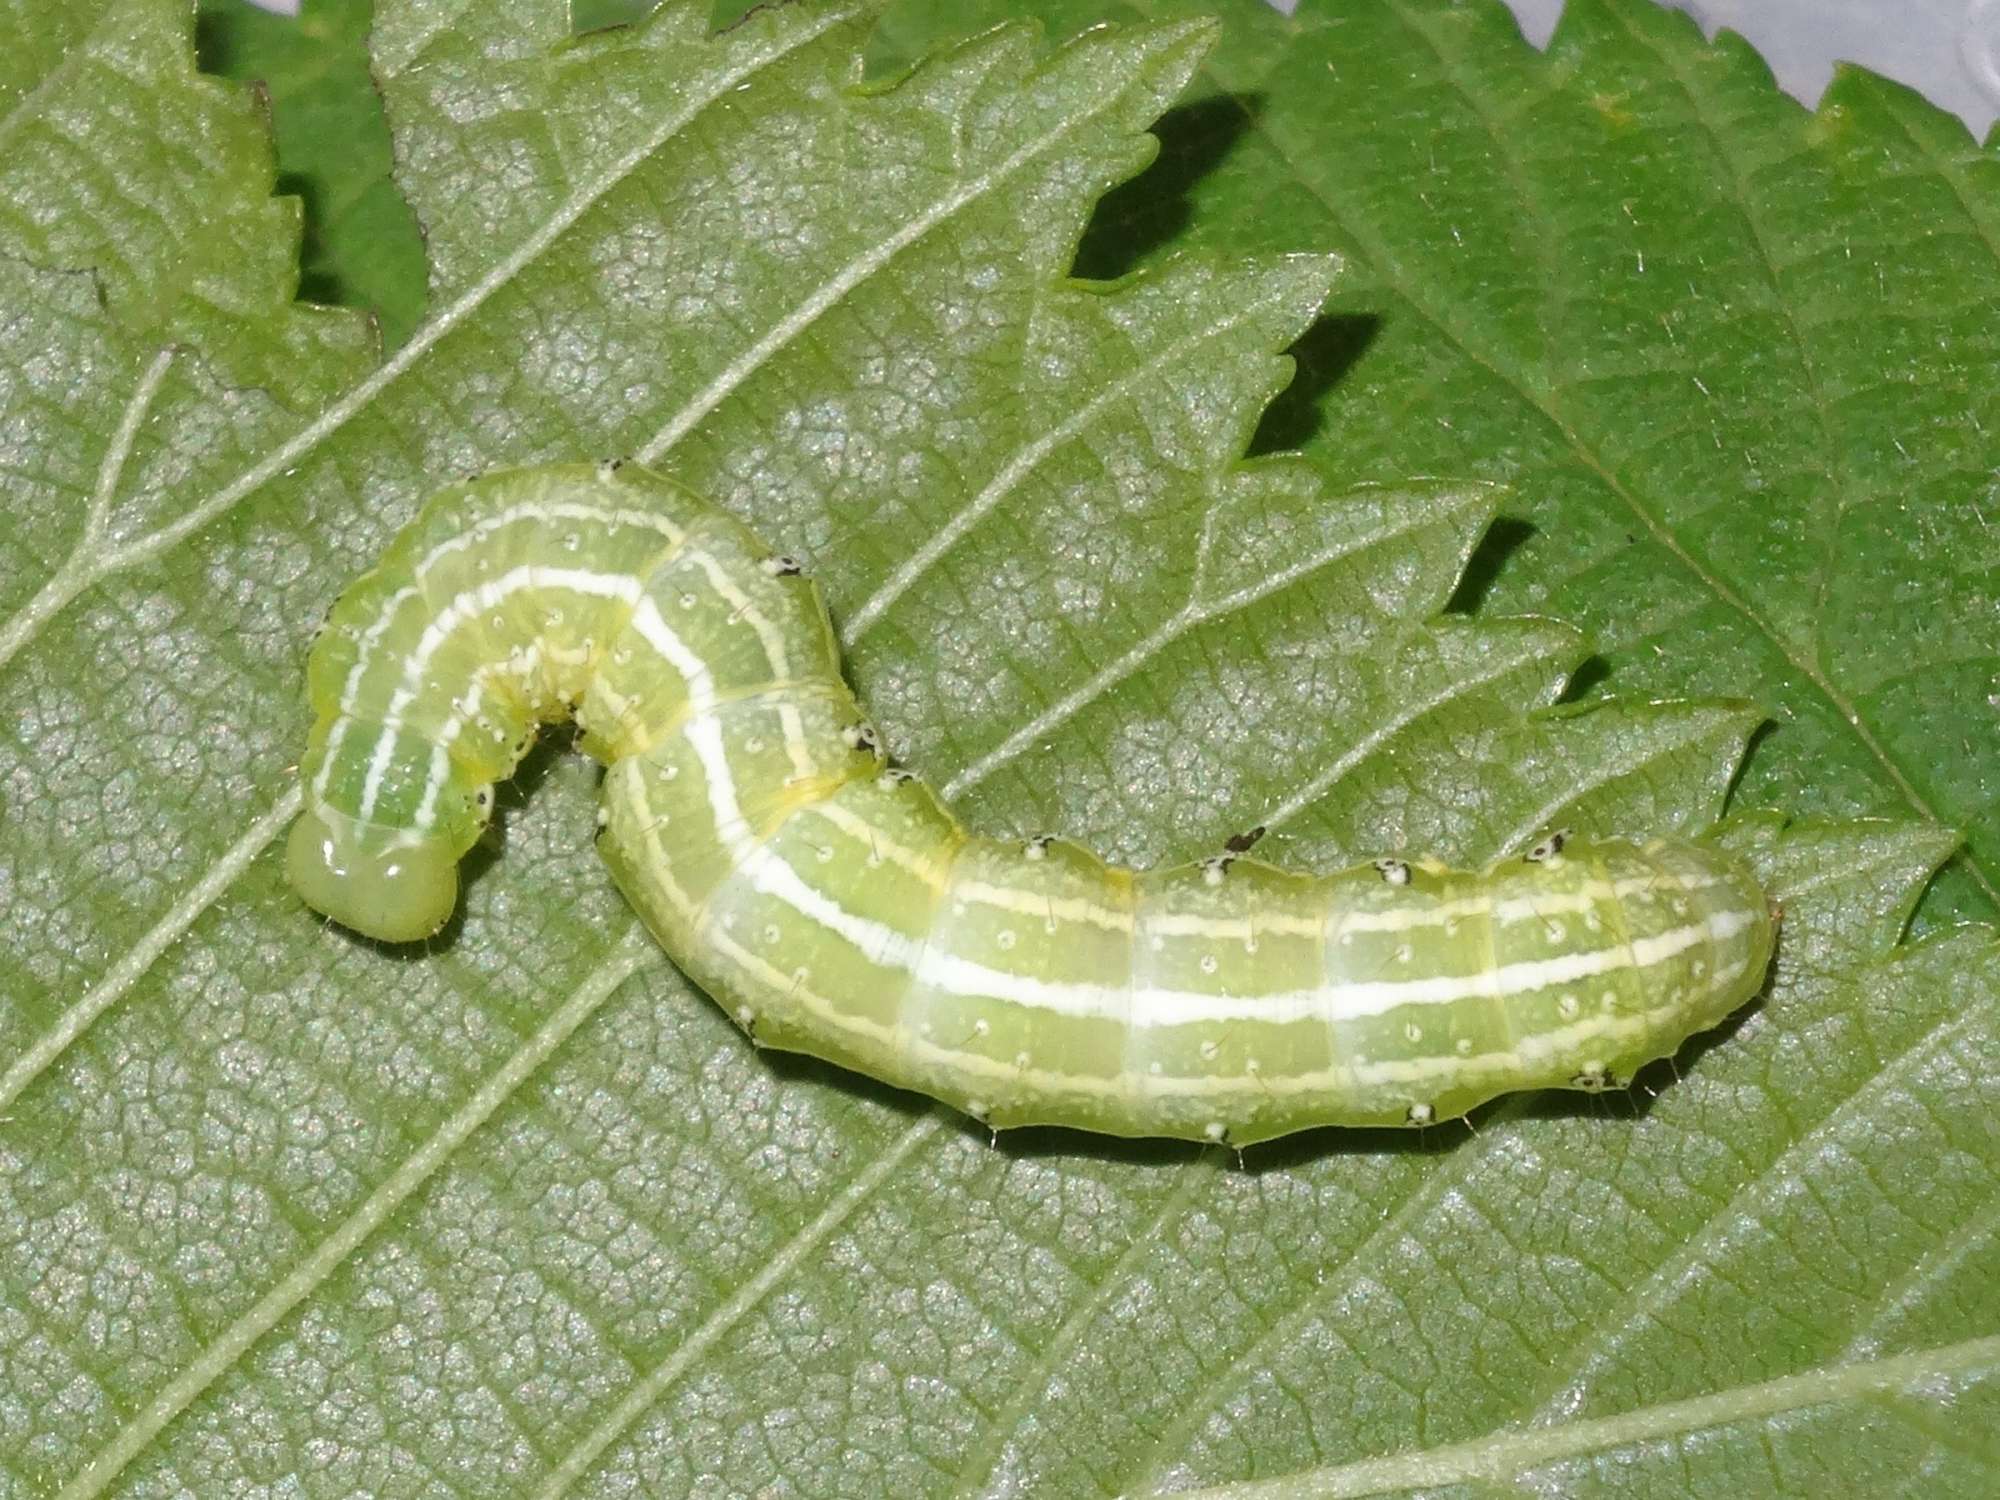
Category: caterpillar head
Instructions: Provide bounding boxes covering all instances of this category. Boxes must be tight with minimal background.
[286,804,458,944]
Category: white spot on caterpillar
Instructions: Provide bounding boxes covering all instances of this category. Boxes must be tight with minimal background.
[1558,994,1581,1020]
[1203,1121,1227,1142]
[1199,955,1218,975]
[997,929,1017,950]
[1374,858,1411,886]
[1406,1102,1434,1125]
[1404,1022,1423,1043]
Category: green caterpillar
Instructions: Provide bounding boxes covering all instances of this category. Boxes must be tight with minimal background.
[289,463,1775,1145]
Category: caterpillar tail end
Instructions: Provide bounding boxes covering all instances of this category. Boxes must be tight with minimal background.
[286,806,459,943]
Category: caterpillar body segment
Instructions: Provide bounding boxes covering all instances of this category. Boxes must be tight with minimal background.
[291,464,1775,1144]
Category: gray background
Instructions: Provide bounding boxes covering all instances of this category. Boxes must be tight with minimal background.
[1509,0,2000,138]
[1274,0,2000,137]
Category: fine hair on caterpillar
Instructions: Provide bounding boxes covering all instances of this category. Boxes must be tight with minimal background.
[289,462,1775,1145]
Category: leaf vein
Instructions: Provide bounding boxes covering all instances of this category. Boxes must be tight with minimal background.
[941,487,1488,800]
[1525,964,2000,1422]
[53,928,655,1500]
[842,277,1312,646]
[0,783,301,1114]
[953,1150,1224,1500]
[1181,30,1998,910]
[0,4,860,676]
[635,41,1193,471]
[529,1109,946,1500]
[1160,1333,2000,1500]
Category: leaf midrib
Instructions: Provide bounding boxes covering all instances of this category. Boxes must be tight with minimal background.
[23,6,1989,1493]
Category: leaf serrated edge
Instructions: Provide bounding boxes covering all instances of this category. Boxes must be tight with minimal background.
[1157,0,2000,912]
[0,0,870,677]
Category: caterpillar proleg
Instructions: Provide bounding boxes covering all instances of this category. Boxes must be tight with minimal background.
[289,463,1774,1144]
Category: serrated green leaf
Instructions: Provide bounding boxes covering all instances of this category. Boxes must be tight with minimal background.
[1,1,1995,1497]
[881,0,2000,932]
[195,0,428,346]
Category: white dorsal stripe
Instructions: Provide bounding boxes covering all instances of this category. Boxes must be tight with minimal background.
[759,814,1734,938]
[913,908,1748,1026]
[322,498,684,803]
[692,922,1755,1105]
[684,711,757,862]
[349,564,730,823]
[403,499,681,584]
[686,546,793,678]
[691,786,1755,1026]
[356,564,646,818]
[808,800,951,882]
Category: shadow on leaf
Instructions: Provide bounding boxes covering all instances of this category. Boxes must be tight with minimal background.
[1074,94,1260,280]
